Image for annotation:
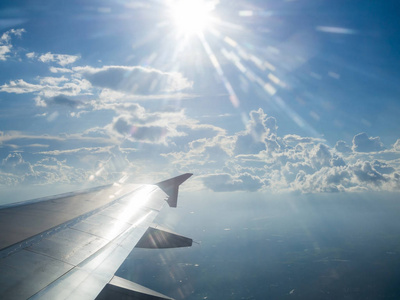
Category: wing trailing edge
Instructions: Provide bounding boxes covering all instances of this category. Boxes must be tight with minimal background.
[96,276,173,300]
[135,225,192,249]
[155,173,193,208]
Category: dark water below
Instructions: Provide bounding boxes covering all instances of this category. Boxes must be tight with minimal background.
[118,192,400,299]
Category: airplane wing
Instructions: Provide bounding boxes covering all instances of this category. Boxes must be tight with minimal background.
[0,173,193,300]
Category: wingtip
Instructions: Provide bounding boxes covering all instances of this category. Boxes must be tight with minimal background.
[156,173,193,208]
[155,173,193,186]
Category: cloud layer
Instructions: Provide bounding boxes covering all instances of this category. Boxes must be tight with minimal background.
[165,108,400,193]
[1,28,399,194]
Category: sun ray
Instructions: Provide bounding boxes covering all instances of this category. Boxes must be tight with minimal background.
[199,33,240,108]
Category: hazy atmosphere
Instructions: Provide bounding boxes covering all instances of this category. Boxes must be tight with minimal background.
[1,0,400,298]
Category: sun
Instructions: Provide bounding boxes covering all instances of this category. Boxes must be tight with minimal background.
[169,0,215,36]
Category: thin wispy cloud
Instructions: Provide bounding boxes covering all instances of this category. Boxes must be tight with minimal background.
[0,28,25,60]
[75,65,193,94]
[26,51,80,66]
[316,26,357,35]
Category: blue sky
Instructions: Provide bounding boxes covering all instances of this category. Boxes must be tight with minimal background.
[1,0,400,200]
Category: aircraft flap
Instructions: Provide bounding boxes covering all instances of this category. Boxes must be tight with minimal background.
[135,225,192,249]
[96,276,174,300]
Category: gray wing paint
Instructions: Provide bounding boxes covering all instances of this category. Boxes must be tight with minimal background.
[0,173,193,300]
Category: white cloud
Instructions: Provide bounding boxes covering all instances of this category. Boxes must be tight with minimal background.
[26,51,77,69]
[1,28,25,42]
[26,52,36,58]
[0,79,42,94]
[75,65,193,94]
[1,63,193,113]
[49,66,73,73]
[316,26,357,35]
[38,52,80,66]
[0,152,34,176]
[0,28,25,61]
[232,108,284,156]
[0,77,92,100]
[309,143,333,169]
[290,167,350,193]
[108,108,187,144]
[0,45,12,61]
[34,96,47,107]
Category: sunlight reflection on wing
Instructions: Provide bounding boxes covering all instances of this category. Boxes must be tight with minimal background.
[105,185,155,240]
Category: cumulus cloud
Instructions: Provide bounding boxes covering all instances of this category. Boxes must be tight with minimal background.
[309,143,332,169]
[234,108,278,155]
[160,108,400,193]
[75,65,193,95]
[1,153,34,176]
[2,113,400,193]
[352,132,385,152]
[291,167,351,193]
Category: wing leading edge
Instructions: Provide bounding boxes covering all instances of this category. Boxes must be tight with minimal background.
[0,173,193,300]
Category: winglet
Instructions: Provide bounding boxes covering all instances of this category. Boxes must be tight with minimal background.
[155,173,193,208]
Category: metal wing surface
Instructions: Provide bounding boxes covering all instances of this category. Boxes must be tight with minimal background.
[0,173,193,300]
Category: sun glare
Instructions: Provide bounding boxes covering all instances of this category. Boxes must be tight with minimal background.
[169,0,215,36]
